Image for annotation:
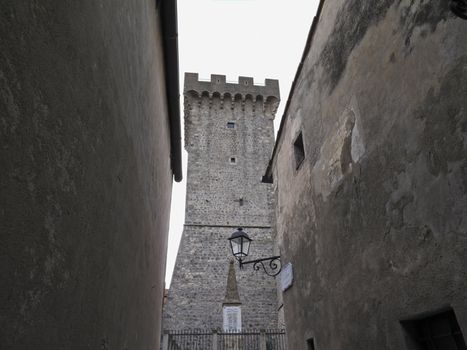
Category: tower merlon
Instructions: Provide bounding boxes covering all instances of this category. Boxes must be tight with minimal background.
[184,72,280,101]
[184,72,280,120]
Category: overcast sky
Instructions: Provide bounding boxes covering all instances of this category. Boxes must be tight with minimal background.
[166,0,320,286]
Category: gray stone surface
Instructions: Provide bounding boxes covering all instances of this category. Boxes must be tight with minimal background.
[163,74,280,330]
[224,260,241,305]
[0,1,175,349]
[270,1,467,349]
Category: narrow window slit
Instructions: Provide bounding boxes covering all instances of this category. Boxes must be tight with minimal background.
[293,131,305,170]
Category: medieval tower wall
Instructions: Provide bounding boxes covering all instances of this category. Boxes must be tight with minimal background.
[163,73,280,330]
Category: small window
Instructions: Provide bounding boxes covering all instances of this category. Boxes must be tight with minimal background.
[234,198,244,206]
[227,122,235,129]
[402,309,467,350]
[293,132,305,170]
[307,338,315,350]
[230,157,236,164]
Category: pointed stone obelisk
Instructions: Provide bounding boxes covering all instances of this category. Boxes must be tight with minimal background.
[223,260,242,331]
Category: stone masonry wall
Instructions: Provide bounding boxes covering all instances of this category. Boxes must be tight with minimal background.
[183,73,279,226]
[271,1,467,349]
[165,226,278,329]
[163,74,280,330]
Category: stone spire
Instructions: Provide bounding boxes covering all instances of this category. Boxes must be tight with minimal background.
[223,260,241,305]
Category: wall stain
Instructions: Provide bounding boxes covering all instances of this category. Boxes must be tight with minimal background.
[320,0,396,92]
[399,0,451,50]
[320,0,452,92]
[418,59,467,177]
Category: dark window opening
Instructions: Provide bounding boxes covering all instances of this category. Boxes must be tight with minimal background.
[293,132,305,170]
[227,122,235,129]
[230,157,236,164]
[307,338,315,350]
[234,198,244,206]
[402,309,467,350]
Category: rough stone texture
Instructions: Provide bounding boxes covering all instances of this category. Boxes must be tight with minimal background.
[163,74,279,330]
[271,1,467,349]
[0,1,174,349]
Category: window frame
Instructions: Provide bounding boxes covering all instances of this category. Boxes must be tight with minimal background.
[401,309,467,350]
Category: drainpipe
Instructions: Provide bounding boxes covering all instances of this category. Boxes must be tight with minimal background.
[160,0,183,182]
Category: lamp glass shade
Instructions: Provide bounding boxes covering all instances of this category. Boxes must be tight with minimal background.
[228,228,252,259]
[231,238,241,256]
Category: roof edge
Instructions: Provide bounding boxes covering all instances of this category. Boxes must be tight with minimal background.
[160,0,183,182]
[263,0,326,183]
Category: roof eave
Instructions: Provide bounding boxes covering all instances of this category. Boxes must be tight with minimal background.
[263,0,326,183]
[160,0,183,182]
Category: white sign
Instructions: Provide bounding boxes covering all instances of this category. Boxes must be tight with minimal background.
[280,263,293,292]
[223,306,242,331]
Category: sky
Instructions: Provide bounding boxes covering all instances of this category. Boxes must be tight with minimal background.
[166,0,320,286]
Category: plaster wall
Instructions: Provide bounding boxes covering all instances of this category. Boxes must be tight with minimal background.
[272,1,467,349]
[0,1,173,349]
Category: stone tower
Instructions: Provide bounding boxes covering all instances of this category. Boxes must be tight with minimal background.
[163,73,280,330]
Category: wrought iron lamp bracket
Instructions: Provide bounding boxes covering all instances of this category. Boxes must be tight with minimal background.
[237,256,282,277]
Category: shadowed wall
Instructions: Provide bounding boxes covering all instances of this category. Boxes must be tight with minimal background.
[0,1,177,349]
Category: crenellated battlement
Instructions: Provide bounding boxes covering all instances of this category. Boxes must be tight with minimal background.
[185,73,280,98]
[184,73,280,118]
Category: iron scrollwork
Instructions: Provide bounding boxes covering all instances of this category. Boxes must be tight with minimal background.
[240,256,282,277]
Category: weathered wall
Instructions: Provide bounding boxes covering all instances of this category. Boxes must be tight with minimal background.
[163,74,279,330]
[0,1,174,349]
[272,1,467,349]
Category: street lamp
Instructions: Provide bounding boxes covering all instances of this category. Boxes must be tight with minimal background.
[451,0,467,19]
[228,227,252,260]
[228,227,281,277]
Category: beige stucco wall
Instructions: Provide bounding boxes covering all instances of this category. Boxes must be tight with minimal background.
[273,1,467,349]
